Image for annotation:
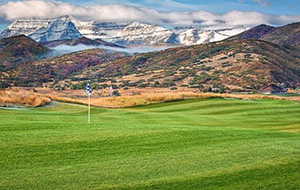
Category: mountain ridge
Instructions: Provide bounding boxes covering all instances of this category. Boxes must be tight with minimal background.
[5,38,300,92]
[0,35,49,72]
[0,16,83,43]
[2,21,300,92]
[228,22,300,48]
[1,16,249,46]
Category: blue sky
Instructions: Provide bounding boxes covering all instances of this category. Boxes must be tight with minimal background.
[58,0,299,15]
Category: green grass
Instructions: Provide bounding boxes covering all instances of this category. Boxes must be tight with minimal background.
[0,98,300,190]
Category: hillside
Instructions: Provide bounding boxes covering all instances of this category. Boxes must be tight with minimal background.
[228,22,300,48]
[10,48,127,87]
[8,38,299,93]
[0,35,49,72]
[228,24,276,40]
[71,39,300,92]
[261,22,300,47]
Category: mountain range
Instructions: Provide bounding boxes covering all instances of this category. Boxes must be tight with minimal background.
[0,15,249,47]
[1,20,300,93]
[1,16,82,43]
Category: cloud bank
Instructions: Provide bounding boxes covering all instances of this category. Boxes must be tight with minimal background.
[0,0,299,27]
[51,44,170,57]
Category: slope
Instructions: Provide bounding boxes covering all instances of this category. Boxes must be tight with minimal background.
[228,22,300,48]
[75,39,300,92]
[0,35,49,72]
[11,48,127,87]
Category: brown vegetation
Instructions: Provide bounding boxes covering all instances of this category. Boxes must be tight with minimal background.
[0,88,52,107]
[2,88,298,108]
[47,90,290,108]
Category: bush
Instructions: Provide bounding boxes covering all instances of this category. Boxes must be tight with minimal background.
[0,81,10,89]
[137,83,147,88]
[112,85,119,89]
[112,90,121,96]
[154,81,161,87]
[189,84,204,89]
[161,79,176,87]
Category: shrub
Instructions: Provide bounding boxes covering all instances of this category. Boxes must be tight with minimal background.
[137,83,147,88]
[161,79,176,87]
[0,81,10,89]
[112,90,121,96]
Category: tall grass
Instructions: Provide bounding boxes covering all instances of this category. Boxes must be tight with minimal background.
[0,88,51,107]
[48,92,288,108]
[1,88,294,108]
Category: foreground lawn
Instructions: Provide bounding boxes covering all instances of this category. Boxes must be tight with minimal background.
[0,98,299,190]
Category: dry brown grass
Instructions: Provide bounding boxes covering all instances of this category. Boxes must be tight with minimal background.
[0,88,52,107]
[2,88,296,108]
[47,91,289,108]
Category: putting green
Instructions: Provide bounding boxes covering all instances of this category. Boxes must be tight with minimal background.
[0,98,300,190]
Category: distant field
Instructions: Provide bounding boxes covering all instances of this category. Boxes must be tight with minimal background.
[0,98,300,190]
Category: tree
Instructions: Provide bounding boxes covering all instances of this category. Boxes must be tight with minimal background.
[0,81,10,89]
[112,90,121,96]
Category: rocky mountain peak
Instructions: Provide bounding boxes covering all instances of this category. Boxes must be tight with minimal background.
[0,15,82,42]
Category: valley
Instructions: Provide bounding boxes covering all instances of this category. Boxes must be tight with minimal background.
[1,17,300,95]
[1,1,300,190]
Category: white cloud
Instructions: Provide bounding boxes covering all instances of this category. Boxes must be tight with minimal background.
[142,0,203,11]
[0,0,299,27]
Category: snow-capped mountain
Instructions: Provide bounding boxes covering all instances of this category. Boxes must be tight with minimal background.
[73,20,248,46]
[0,16,82,42]
[177,27,249,45]
[73,20,175,45]
[73,20,126,41]
[0,15,249,46]
[113,22,175,45]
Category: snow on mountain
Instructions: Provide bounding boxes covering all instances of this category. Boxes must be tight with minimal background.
[0,16,82,42]
[113,22,175,45]
[73,20,126,41]
[29,16,82,42]
[1,18,50,38]
[177,29,204,45]
[74,21,175,46]
[176,26,249,45]
[0,15,249,46]
[73,19,249,46]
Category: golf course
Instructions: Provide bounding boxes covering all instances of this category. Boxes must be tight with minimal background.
[0,98,300,190]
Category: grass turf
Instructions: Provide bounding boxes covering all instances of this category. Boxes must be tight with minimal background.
[0,98,299,190]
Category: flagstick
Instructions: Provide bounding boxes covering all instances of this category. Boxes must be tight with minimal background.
[88,94,91,124]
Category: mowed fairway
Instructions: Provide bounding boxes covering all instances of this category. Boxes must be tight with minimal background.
[0,98,300,190]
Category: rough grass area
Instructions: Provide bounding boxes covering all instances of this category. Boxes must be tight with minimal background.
[0,89,51,107]
[49,92,289,108]
[2,88,297,108]
[0,98,300,190]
